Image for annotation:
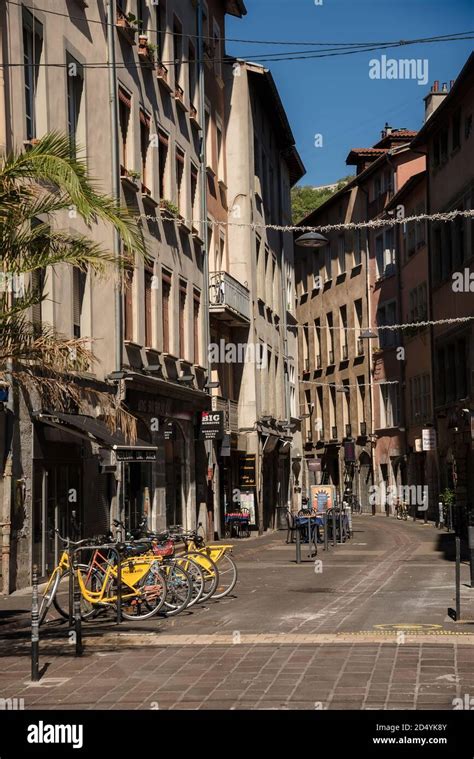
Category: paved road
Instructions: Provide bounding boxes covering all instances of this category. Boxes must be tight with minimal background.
[1,515,473,710]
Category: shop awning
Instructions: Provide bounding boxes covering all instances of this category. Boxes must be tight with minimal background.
[36,412,157,461]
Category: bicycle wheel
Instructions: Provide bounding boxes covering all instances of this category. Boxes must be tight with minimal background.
[119,561,167,621]
[174,556,205,607]
[184,551,219,603]
[53,565,103,621]
[161,561,193,617]
[212,553,238,600]
[39,569,61,625]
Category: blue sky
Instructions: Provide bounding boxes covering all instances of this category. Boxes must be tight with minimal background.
[226,0,474,186]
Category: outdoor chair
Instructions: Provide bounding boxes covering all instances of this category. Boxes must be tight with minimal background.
[285,509,297,544]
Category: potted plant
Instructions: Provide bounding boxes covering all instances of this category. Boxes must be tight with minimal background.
[159,199,179,218]
[116,11,139,44]
[138,35,156,66]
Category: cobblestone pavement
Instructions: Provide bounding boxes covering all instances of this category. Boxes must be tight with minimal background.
[1,516,473,710]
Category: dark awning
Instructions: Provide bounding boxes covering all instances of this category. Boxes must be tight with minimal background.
[36,412,157,461]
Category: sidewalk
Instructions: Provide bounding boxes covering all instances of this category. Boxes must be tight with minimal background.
[1,515,473,710]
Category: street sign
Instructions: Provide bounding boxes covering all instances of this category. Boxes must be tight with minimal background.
[422,428,437,451]
[414,438,423,452]
[199,410,224,441]
[239,454,256,487]
[307,459,321,472]
[310,485,336,512]
[344,441,356,462]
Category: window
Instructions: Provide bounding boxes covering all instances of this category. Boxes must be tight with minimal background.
[314,319,321,366]
[302,323,310,372]
[216,118,223,180]
[157,0,166,60]
[377,300,397,348]
[408,283,427,324]
[72,267,86,338]
[137,0,147,33]
[162,273,171,353]
[380,384,400,428]
[66,55,84,156]
[173,17,182,87]
[158,130,169,199]
[193,290,200,365]
[178,280,187,359]
[118,87,132,170]
[356,376,366,426]
[140,109,151,190]
[440,128,449,162]
[354,299,363,351]
[324,245,332,280]
[375,228,395,278]
[213,20,222,79]
[339,305,348,359]
[144,268,153,347]
[337,235,345,274]
[342,380,350,431]
[254,134,260,178]
[327,312,334,363]
[329,385,337,436]
[23,9,43,140]
[190,163,198,217]
[175,147,185,213]
[31,268,45,337]
[410,374,431,423]
[205,107,212,169]
[123,268,133,342]
[353,229,362,267]
[188,43,197,106]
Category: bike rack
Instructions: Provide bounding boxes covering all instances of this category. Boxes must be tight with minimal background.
[67,543,123,657]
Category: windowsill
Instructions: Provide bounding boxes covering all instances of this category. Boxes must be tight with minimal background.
[124,340,142,350]
[162,352,179,361]
[351,263,362,276]
[142,192,159,207]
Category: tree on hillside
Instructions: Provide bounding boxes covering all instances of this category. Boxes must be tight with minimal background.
[291,175,354,224]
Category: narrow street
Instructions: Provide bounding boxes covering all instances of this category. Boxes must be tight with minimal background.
[1,516,473,711]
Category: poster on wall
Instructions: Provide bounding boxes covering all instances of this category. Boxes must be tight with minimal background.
[240,491,256,525]
[310,485,336,513]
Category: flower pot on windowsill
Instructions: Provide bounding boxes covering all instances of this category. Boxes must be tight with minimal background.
[174,85,188,112]
[159,199,179,220]
[116,8,137,45]
[138,35,156,69]
[156,62,172,91]
[189,104,200,128]
[120,167,140,192]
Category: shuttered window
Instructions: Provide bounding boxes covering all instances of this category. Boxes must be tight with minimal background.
[162,273,171,353]
[193,290,200,365]
[31,268,44,337]
[179,280,187,359]
[144,268,153,347]
[123,269,133,342]
[73,267,86,338]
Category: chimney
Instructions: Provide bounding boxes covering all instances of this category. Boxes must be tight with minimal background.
[424,81,448,122]
[381,122,393,139]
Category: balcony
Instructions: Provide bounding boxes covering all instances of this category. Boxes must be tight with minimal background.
[156,62,172,91]
[360,421,367,436]
[212,396,239,434]
[209,271,251,325]
[303,358,310,373]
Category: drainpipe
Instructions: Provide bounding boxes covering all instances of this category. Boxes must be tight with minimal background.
[197,0,213,536]
[106,0,122,374]
[359,183,376,511]
[278,160,292,512]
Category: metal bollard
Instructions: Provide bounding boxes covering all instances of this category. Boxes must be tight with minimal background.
[455,535,461,621]
[72,551,83,656]
[438,501,444,529]
[116,548,122,624]
[295,523,301,564]
[338,509,344,544]
[331,508,336,547]
[68,543,74,627]
[324,512,329,552]
[31,564,40,682]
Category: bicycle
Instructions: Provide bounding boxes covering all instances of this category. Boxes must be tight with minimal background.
[396,500,408,520]
[176,527,238,600]
[41,531,168,622]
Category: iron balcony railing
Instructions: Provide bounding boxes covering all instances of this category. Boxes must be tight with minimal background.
[209,271,251,323]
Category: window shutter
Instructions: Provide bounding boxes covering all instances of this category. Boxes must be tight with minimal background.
[144,269,153,347]
[123,269,134,342]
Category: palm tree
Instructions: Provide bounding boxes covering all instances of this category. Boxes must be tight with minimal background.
[0,132,146,437]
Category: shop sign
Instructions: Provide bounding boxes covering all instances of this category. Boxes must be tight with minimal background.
[344,441,356,462]
[310,485,336,512]
[240,491,256,525]
[414,438,423,452]
[163,422,175,441]
[422,428,437,451]
[239,454,256,487]
[200,411,224,440]
[114,447,157,462]
[307,459,321,473]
